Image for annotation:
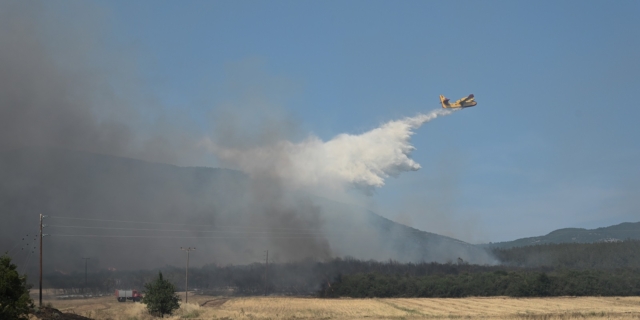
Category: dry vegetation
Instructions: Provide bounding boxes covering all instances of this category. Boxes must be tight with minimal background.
[31,293,640,320]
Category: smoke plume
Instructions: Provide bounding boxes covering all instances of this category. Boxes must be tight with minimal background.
[0,0,205,166]
[203,109,457,192]
[0,0,495,280]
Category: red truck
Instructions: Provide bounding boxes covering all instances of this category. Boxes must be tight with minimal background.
[114,289,142,302]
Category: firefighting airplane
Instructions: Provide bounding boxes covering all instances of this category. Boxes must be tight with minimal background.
[440,94,477,109]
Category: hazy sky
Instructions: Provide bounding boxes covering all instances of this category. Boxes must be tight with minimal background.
[42,1,640,243]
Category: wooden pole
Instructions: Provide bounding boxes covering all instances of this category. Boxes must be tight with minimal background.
[264,250,268,296]
[180,247,195,305]
[82,258,90,295]
[39,214,43,307]
[186,250,189,304]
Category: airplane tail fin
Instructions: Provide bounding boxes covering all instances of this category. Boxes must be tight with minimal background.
[440,95,450,108]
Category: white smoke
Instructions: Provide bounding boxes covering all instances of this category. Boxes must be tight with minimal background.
[202,109,457,190]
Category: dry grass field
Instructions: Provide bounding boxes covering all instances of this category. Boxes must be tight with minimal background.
[31,293,640,320]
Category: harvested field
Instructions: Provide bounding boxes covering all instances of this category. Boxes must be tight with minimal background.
[32,306,92,320]
[30,293,640,319]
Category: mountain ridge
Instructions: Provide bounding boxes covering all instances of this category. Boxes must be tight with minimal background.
[487,222,640,249]
[0,147,493,274]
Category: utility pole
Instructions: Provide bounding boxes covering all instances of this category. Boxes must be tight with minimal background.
[82,258,90,296]
[180,247,195,305]
[39,214,47,307]
[264,250,268,296]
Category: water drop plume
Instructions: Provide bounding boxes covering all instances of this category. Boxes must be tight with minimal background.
[204,109,457,191]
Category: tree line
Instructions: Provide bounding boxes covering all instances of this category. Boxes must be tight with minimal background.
[491,240,640,269]
[44,258,515,296]
[320,241,640,297]
[320,269,640,298]
[37,240,640,298]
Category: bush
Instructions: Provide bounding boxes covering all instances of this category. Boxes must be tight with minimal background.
[142,272,180,318]
[0,254,35,320]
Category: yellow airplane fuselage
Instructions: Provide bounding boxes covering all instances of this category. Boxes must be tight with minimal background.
[440,94,477,109]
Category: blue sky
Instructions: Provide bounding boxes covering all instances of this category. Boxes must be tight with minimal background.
[87,0,639,243]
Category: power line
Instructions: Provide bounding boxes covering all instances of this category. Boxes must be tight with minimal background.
[14,238,37,270]
[48,215,321,231]
[47,234,324,239]
[47,216,440,238]
[25,249,38,274]
[6,242,21,255]
[6,232,37,256]
[20,249,34,274]
[46,224,325,235]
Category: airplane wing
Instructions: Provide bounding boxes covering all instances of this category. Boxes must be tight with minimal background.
[460,94,474,102]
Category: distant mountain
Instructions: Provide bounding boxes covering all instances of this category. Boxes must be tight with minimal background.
[487,222,640,249]
[0,147,493,276]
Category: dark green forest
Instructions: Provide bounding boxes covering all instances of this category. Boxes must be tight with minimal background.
[37,240,640,298]
[320,269,640,298]
[47,258,506,296]
[493,240,640,269]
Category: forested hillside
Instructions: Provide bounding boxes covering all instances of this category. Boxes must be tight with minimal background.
[321,269,640,298]
[45,258,507,296]
[43,241,640,298]
[322,241,640,298]
[492,240,640,269]
[0,147,492,280]
[488,222,640,249]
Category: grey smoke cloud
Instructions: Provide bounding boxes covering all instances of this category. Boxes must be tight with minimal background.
[0,0,494,281]
[0,1,125,153]
[0,0,333,272]
[0,0,204,166]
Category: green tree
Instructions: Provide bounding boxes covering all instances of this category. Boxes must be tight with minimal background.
[0,254,34,320]
[142,272,180,318]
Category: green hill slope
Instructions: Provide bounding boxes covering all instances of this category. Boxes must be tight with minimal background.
[488,222,640,249]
